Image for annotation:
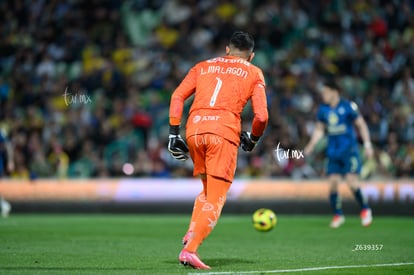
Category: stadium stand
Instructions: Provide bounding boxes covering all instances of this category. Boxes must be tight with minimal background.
[0,0,413,179]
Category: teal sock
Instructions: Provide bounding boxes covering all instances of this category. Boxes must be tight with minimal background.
[354,188,369,209]
[330,192,343,215]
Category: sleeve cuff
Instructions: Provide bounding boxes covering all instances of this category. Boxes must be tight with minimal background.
[251,134,260,143]
[169,125,180,135]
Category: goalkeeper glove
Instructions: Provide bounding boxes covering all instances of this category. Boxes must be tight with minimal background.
[168,125,189,161]
[240,131,260,152]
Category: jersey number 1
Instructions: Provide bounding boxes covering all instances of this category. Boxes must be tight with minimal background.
[210,77,222,107]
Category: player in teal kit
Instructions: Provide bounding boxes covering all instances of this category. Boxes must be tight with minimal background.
[304,79,373,228]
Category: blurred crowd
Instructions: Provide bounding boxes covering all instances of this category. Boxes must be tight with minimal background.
[0,0,413,180]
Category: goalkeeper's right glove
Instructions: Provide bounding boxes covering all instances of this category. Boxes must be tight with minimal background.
[240,131,260,152]
[168,125,189,161]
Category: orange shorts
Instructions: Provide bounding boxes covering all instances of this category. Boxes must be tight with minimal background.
[187,133,238,182]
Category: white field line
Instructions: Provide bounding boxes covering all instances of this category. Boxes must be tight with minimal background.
[188,262,414,275]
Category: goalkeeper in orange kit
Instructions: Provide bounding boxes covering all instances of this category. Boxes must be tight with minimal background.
[168,31,268,269]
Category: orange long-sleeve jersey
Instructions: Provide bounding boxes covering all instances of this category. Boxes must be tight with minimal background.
[169,55,268,144]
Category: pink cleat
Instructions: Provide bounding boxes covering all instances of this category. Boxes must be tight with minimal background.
[330,214,345,228]
[360,208,373,227]
[179,249,211,270]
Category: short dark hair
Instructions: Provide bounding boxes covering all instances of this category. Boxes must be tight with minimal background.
[322,77,341,93]
[229,31,254,52]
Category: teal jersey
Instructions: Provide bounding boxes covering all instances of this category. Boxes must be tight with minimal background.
[317,99,361,174]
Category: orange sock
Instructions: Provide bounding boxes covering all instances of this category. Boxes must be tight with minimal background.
[185,175,231,253]
[187,177,207,232]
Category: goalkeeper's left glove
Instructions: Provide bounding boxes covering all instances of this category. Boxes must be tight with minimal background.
[168,125,189,161]
[240,131,260,152]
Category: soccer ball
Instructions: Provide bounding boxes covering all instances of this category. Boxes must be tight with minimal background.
[252,208,277,232]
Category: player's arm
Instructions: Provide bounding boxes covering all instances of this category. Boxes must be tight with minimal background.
[349,101,374,159]
[168,66,197,160]
[354,115,374,159]
[250,81,268,138]
[240,73,268,152]
[304,122,325,156]
[169,66,197,127]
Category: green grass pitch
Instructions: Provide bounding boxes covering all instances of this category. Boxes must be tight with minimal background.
[0,214,413,274]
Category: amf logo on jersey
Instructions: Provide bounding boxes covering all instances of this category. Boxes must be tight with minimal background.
[192,115,220,124]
